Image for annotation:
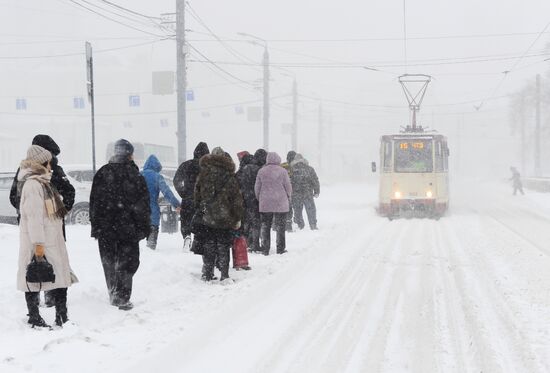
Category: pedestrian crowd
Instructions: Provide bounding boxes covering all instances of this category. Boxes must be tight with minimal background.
[10,136,320,329]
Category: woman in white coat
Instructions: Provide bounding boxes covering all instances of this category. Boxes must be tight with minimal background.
[17,145,75,328]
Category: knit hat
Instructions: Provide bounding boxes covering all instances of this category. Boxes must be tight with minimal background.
[26,145,53,165]
[211,146,225,156]
[114,139,134,156]
[286,150,297,164]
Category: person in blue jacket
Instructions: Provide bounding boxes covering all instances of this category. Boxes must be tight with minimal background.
[141,155,181,250]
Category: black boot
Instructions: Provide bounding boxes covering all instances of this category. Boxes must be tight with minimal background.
[146,225,159,250]
[26,292,50,329]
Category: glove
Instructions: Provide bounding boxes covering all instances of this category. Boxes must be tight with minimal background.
[313,193,319,198]
[234,220,241,230]
[35,244,45,257]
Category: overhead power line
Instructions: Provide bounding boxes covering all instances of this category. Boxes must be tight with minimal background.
[97,0,161,20]
[66,0,166,38]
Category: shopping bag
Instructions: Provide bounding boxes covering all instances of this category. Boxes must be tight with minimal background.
[232,236,250,269]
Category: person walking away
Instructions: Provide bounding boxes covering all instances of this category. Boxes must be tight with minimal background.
[255,152,292,255]
[235,152,253,235]
[141,155,181,250]
[173,142,210,250]
[510,167,524,195]
[281,151,297,232]
[17,145,76,328]
[239,149,267,253]
[10,135,75,307]
[193,147,243,281]
[291,154,320,230]
[89,139,150,310]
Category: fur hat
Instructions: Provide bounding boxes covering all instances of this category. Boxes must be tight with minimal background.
[114,139,134,156]
[32,134,60,156]
[26,145,52,165]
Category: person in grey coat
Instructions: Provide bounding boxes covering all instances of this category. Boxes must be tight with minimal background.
[255,152,292,255]
[290,154,320,230]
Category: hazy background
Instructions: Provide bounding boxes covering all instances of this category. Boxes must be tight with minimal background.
[1,0,550,181]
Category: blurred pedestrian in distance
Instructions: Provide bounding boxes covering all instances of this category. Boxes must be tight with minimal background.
[90,139,150,311]
[173,142,210,251]
[17,145,75,328]
[255,152,292,255]
[141,155,181,250]
[291,154,320,230]
[510,166,524,195]
[193,147,244,281]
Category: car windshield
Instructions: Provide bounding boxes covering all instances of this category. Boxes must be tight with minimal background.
[394,140,433,173]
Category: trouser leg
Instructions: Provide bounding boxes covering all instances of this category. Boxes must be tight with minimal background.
[303,195,317,228]
[44,290,55,307]
[146,225,159,250]
[113,240,140,305]
[180,203,194,238]
[274,213,286,253]
[286,204,294,231]
[292,196,305,229]
[217,240,231,280]
[260,213,273,255]
[98,238,117,304]
[248,208,261,251]
[201,240,217,280]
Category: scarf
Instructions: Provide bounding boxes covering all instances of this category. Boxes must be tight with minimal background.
[18,160,68,220]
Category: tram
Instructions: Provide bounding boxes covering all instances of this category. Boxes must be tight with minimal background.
[378,127,449,219]
[377,74,450,219]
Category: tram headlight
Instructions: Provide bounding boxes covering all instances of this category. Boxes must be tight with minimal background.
[394,191,402,199]
[426,190,433,198]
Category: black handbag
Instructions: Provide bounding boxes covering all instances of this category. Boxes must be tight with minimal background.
[26,255,56,291]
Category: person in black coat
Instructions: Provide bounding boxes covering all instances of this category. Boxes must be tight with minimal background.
[193,147,244,281]
[173,142,210,249]
[238,149,267,252]
[9,134,75,308]
[89,139,150,311]
[290,154,320,230]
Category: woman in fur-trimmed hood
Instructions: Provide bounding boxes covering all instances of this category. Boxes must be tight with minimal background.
[17,145,75,329]
[193,147,243,281]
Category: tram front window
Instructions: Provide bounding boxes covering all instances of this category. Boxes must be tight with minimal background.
[394,140,433,173]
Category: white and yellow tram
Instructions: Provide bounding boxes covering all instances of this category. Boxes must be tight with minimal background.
[378,131,449,219]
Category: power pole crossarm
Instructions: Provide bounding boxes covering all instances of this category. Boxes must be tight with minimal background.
[176,0,187,163]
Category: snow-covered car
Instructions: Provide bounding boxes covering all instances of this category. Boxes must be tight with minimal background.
[0,172,17,224]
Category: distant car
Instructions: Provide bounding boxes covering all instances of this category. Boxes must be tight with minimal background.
[65,174,91,225]
[0,172,17,224]
[63,164,95,184]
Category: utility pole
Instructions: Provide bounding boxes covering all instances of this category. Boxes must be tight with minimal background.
[535,74,541,177]
[520,95,526,175]
[318,102,323,173]
[263,47,270,150]
[291,79,298,151]
[85,42,96,174]
[176,0,187,163]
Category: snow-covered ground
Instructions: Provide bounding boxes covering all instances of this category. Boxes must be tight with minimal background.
[1,181,549,373]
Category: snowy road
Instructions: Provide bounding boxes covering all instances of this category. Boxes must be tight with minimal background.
[1,181,550,373]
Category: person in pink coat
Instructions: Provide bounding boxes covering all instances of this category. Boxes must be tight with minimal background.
[254,152,292,255]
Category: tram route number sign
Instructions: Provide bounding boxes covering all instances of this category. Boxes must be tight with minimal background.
[399,142,424,150]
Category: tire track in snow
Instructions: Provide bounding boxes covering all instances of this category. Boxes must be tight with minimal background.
[441,217,544,373]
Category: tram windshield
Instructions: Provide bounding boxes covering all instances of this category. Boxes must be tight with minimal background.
[394,139,433,173]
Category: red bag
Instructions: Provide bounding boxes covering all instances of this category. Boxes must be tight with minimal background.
[232,236,250,270]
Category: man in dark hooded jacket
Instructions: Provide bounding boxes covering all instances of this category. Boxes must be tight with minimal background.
[238,149,267,252]
[10,134,75,308]
[281,150,297,232]
[173,142,210,250]
[290,154,320,230]
[90,139,150,310]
